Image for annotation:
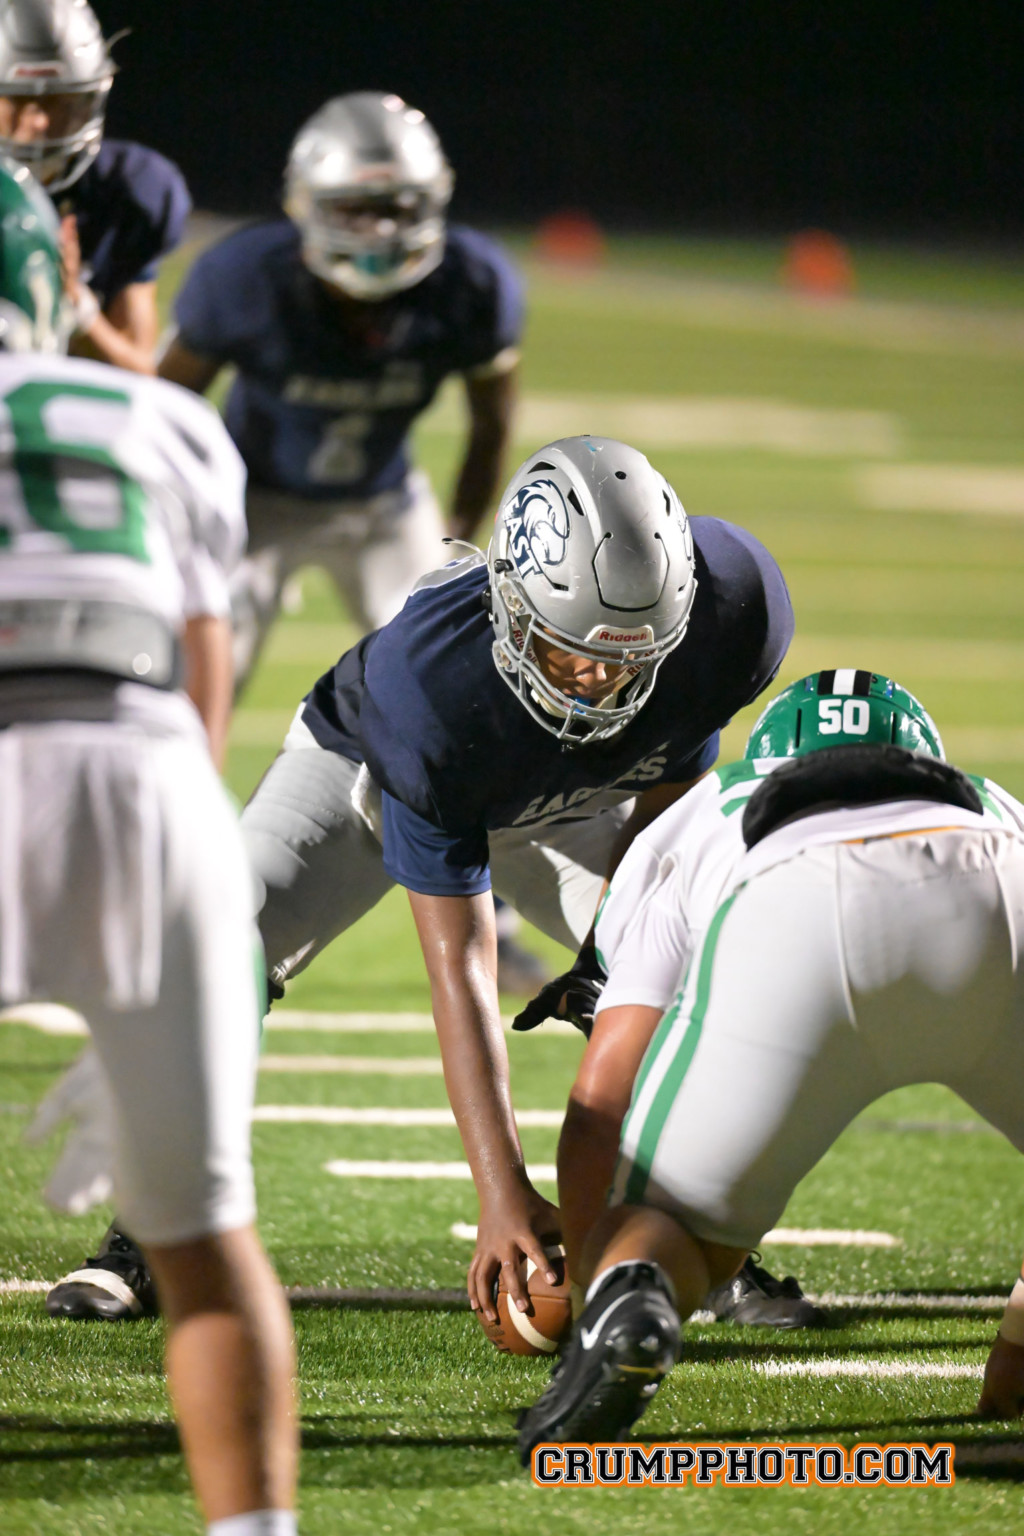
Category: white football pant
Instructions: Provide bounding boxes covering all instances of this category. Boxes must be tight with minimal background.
[0,723,261,1244]
[615,829,1024,1250]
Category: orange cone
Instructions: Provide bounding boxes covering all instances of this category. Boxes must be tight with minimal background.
[783,230,855,296]
[534,210,607,267]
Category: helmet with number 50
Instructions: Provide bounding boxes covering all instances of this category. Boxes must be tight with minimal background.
[0,0,116,194]
[0,155,64,351]
[486,436,698,746]
[745,669,944,761]
[284,91,453,301]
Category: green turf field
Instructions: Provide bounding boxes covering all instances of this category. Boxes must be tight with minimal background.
[2,233,1024,1532]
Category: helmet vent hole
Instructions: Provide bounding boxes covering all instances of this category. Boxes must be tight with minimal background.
[663,491,672,514]
[615,470,627,480]
[567,488,585,516]
[530,461,556,472]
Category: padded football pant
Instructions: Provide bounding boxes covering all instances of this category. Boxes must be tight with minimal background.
[242,717,633,989]
[613,829,1024,1250]
[0,723,261,1245]
[232,471,447,688]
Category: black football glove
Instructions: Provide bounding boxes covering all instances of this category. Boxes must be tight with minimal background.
[511,943,607,1039]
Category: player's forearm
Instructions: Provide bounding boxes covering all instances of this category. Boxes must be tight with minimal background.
[69,312,158,375]
[447,431,508,542]
[434,977,530,1195]
[558,1003,664,1280]
[448,369,517,541]
[182,614,235,770]
[408,891,528,1196]
[558,1096,622,1281]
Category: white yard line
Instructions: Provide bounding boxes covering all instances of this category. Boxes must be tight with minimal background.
[255,1105,562,1126]
[264,1010,579,1035]
[324,1159,558,1181]
[859,463,1024,517]
[421,385,901,457]
[765,1228,902,1247]
[813,1293,1006,1311]
[268,1010,440,1032]
[0,1003,89,1034]
[449,1221,899,1246]
[260,1055,445,1075]
[755,1360,983,1380]
[521,268,1024,361]
[1,1277,1006,1317]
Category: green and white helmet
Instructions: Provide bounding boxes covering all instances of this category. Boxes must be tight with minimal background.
[745,668,944,761]
[0,153,65,351]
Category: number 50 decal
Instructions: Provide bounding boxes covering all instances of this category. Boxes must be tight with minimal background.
[819,698,871,734]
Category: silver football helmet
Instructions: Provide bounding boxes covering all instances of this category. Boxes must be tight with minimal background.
[0,1,115,194]
[284,91,453,301]
[487,437,698,746]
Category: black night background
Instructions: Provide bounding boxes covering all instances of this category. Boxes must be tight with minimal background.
[102,0,1024,242]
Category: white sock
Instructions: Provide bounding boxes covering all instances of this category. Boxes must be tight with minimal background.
[584,1259,677,1308]
[208,1512,297,1536]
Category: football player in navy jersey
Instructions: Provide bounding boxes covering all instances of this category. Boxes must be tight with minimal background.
[242,436,794,1321]
[48,435,796,1326]
[158,91,521,684]
[0,0,190,374]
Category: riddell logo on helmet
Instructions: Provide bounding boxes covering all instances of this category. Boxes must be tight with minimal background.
[587,625,655,647]
[11,65,64,78]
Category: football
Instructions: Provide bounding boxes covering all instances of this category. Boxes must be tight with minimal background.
[479,1243,574,1356]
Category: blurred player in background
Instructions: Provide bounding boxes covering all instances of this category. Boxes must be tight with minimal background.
[518,671,1024,1455]
[158,90,520,679]
[0,0,190,373]
[0,160,298,1533]
[157,88,542,991]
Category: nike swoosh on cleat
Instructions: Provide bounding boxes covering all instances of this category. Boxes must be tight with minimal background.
[579,1290,634,1350]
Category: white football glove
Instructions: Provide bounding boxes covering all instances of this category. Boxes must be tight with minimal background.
[24,1046,116,1215]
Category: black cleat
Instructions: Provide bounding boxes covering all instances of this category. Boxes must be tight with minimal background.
[46,1224,158,1321]
[705,1255,826,1329]
[517,1262,680,1466]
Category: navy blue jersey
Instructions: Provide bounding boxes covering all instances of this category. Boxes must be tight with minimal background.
[67,140,191,307]
[173,220,523,501]
[302,517,794,896]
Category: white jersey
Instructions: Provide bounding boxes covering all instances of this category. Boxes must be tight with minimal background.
[0,353,245,730]
[595,756,1024,1015]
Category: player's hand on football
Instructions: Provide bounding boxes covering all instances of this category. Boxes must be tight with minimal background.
[511,943,607,1038]
[468,1185,561,1323]
[978,1334,1024,1418]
